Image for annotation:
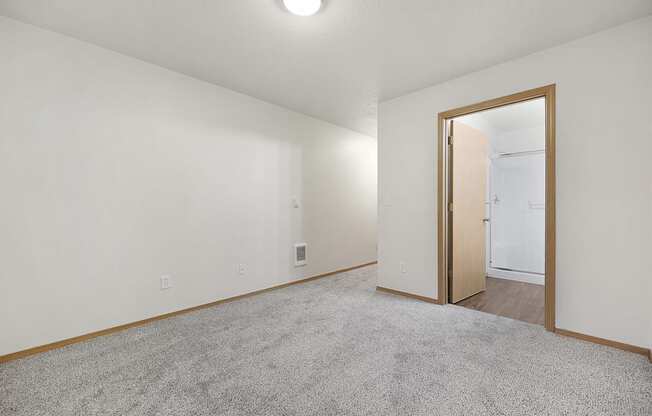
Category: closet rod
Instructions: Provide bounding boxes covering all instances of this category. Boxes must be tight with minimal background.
[492,149,544,159]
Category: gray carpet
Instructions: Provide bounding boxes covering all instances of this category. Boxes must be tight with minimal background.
[1,265,651,415]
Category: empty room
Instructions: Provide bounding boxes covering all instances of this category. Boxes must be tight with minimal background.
[1,1,651,415]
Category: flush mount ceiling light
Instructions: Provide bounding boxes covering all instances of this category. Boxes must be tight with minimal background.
[283,0,322,16]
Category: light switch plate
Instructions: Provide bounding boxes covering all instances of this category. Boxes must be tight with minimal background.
[160,275,172,290]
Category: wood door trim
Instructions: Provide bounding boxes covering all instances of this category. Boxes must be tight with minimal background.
[0,261,377,364]
[437,84,557,332]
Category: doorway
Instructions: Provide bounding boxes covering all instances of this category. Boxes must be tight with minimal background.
[437,85,556,331]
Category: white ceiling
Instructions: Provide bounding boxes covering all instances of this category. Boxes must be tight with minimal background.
[456,98,545,153]
[457,98,545,136]
[1,1,650,137]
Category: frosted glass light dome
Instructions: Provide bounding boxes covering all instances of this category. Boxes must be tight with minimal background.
[283,0,322,16]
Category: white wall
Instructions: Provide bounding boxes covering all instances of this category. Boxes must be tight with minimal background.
[0,17,377,356]
[492,126,545,154]
[378,16,652,348]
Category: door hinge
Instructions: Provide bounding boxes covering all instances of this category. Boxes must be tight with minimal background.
[447,135,453,146]
[448,202,453,212]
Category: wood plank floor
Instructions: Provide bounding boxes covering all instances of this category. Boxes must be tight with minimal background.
[455,277,544,326]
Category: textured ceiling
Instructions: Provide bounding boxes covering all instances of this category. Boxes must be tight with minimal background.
[1,1,651,137]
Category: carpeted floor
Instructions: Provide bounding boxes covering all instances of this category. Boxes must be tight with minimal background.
[1,265,651,415]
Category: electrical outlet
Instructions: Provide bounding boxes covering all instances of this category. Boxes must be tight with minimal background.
[399,262,407,274]
[160,275,172,290]
[237,264,246,276]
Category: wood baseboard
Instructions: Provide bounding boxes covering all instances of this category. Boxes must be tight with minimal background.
[554,328,650,358]
[376,286,438,304]
[0,261,377,364]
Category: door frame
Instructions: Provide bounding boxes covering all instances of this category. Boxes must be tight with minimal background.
[436,84,556,331]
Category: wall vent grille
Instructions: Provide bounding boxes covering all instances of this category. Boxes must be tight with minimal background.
[294,243,307,267]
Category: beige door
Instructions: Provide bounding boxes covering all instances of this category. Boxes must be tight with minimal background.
[449,120,488,303]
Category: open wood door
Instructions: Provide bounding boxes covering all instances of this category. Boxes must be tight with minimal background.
[449,120,488,303]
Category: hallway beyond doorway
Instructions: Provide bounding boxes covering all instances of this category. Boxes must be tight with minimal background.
[455,277,544,325]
